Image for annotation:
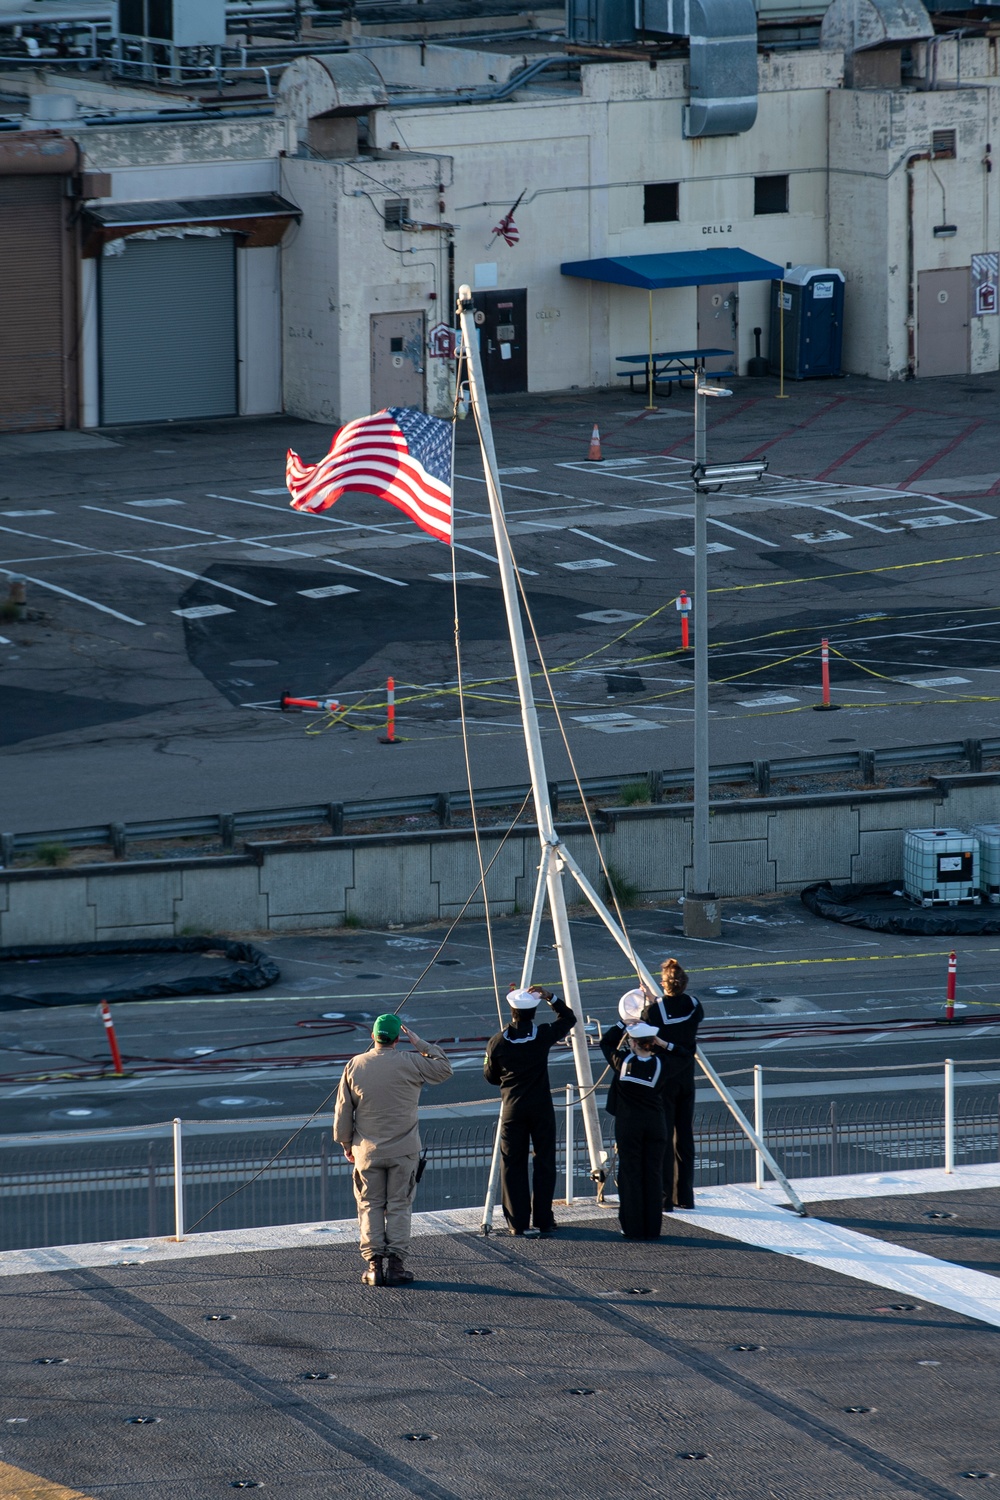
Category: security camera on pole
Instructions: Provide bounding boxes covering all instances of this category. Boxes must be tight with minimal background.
[684,366,768,940]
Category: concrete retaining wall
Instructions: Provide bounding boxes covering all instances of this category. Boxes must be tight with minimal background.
[2,775,997,946]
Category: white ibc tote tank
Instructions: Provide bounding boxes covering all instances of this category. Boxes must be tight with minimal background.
[903,827,980,907]
[970,823,1000,904]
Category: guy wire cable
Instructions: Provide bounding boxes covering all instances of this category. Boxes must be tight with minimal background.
[451,349,504,1026]
[183,789,533,1234]
[471,447,645,985]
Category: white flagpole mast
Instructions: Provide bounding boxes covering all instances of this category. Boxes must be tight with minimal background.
[457,286,607,1185]
[457,285,807,1220]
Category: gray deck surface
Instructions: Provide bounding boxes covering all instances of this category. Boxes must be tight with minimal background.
[3,1198,999,1498]
[820,1185,1000,1278]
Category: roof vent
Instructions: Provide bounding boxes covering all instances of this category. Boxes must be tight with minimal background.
[638,0,758,137]
[820,0,933,55]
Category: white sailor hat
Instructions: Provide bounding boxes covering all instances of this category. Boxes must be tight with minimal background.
[626,1021,659,1039]
[508,987,540,1010]
[618,988,646,1023]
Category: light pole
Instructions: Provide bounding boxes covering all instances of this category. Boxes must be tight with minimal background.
[684,368,767,939]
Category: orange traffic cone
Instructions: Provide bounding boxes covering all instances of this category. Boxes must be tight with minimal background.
[587,424,602,461]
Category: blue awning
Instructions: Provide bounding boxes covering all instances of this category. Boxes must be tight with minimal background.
[560,249,784,289]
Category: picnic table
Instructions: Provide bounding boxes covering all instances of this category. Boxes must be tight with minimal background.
[616,347,733,396]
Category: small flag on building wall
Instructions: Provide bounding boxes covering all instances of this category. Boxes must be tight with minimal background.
[490,189,525,247]
[286,406,453,545]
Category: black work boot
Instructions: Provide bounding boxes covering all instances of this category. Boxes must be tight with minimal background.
[361,1256,384,1286]
[385,1254,414,1285]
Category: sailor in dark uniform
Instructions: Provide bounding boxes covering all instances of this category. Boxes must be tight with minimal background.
[484,984,576,1236]
[620,959,704,1210]
[600,1016,668,1240]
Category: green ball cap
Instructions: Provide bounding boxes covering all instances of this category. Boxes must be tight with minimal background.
[373,1013,402,1042]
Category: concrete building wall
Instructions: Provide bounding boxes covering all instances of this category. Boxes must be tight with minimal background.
[76,121,293,423]
[373,51,840,394]
[830,63,1000,381]
[4,781,999,945]
[280,153,453,423]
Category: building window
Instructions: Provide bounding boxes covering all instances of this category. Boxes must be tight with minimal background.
[932,129,956,159]
[644,182,679,223]
[754,175,789,215]
[383,198,410,228]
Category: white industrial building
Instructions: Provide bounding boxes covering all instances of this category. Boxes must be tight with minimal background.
[0,0,997,431]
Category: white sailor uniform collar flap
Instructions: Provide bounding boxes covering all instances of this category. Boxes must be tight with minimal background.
[619,1054,662,1087]
[654,996,699,1027]
[506,1025,538,1044]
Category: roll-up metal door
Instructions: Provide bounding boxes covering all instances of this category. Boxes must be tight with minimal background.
[0,176,68,432]
[99,235,237,424]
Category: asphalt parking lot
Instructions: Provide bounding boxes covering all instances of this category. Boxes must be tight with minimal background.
[3,370,1000,833]
[2,894,999,1135]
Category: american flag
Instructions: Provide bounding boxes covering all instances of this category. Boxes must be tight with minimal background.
[492,210,519,246]
[286,406,453,545]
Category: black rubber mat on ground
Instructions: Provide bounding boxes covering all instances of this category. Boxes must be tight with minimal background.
[0,937,279,1007]
[802,880,1000,934]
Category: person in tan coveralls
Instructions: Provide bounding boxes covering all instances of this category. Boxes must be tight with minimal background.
[334,1012,453,1287]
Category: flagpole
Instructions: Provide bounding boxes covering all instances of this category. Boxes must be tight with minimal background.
[457,285,606,1184]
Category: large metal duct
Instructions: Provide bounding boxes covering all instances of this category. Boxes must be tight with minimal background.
[639,0,759,136]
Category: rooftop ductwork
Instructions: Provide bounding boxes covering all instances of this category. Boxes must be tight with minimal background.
[820,0,933,56]
[638,0,759,136]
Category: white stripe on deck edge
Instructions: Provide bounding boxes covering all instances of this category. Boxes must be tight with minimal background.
[3,1166,1000,1323]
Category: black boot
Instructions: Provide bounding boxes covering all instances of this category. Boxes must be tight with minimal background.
[386,1254,414,1286]
[361,1256,384,1286]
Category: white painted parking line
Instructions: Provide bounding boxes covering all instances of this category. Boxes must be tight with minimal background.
[173,604,235,620]
[0,635,11,645]
[896,675,971,688]
[251,488,290,495]
[793,530,851,543]
[84,505,217,538]
[675,542,732,555]
[0,522,94,551]
[1,510,54,517]
[432,571,486,582]
[558,558,615,571]
[900,514,957,528]
[126,499,184,508]
[298,584,359,599]
[737,694,799,707]
[0,568,145,626]
[119,556,277,606]
[497,467,538,474]
[208,494,409,587]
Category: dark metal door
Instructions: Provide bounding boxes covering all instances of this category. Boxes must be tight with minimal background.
[697,282,739,373]
[471,289,527,394]
[0,176,71,431]
[371,310,425,410]
[100,235,237,423]
[917,268,969,378]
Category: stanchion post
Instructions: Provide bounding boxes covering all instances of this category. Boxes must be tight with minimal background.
[946,951,957,1021]
[99,1000,124,1076]
[379,677,397,745]
[677,589,691,651]
[777,278,789,399]
[813,637,840,712]
[172,1117,185,1240]
[944,1059,955,1173]
[754,1064,765,1189]
[565,1084,575,1205]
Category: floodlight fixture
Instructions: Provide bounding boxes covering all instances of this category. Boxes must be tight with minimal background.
[691,459,769,491]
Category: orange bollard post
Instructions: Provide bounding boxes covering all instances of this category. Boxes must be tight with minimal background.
[379,677,399,744]
[676,589,692,651]
[587,424,602,461]
[100,1000,124,1075]
[812,637,840,712]
[945,950,957,1021]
